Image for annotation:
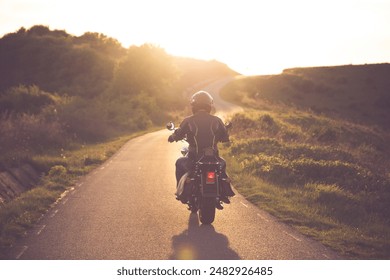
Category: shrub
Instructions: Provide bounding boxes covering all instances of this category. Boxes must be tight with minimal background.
[0,113,67,157]
[291,159,372,191]
[47,165,71,186]
[84,155,105,166]
[57,96,114,141]
[0,85,57,115]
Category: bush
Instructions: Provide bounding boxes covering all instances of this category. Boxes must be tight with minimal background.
[0,85,57,115]
[46,165,71,189]
[0,113,67,156]
[84,155,105,166]
[57,96,114,141]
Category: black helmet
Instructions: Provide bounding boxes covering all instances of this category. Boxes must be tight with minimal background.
[190,91,214,113]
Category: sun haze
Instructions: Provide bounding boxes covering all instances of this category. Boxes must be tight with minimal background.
[1,0,389,75]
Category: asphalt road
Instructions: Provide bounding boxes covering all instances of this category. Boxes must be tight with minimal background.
[4,78,339,260]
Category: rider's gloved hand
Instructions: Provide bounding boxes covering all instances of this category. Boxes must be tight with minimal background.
[168,135,175,143]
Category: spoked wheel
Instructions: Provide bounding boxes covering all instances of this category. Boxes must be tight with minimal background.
[199,197,216,224]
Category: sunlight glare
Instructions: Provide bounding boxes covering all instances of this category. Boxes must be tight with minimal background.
[1,0,389,75]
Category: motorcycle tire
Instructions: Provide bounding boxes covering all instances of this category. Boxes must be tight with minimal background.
[199,197,216,224]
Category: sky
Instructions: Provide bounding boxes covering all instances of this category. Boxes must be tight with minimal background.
[1,0,390,75]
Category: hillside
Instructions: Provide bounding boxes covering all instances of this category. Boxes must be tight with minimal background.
[220,64,390,259]
[225,64,390,130]
[0,25,237,167]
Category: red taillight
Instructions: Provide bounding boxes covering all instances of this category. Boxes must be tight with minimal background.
[206,171,216,184]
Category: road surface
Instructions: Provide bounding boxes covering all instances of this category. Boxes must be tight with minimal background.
[3,77,339,260]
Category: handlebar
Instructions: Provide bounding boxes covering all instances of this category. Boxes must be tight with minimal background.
[166,121,232,131]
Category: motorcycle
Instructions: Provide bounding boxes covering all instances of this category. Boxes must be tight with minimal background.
[167,121,232,224]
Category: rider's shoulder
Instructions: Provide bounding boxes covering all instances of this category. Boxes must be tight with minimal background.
[181,115,193,122]
[190,111,223,123]
[179,115,194,127]
[210,114,224,123]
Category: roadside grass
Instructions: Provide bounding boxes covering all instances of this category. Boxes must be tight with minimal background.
[222,147,390,259]
[219,73,390,259]
[0,131,150,257]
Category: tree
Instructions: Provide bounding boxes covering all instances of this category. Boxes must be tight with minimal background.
[112,44,179,97]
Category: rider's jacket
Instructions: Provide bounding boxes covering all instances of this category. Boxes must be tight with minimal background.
[172,110,229,159]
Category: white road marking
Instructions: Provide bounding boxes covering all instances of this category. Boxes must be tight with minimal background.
[240,202,249,208]
[36,225,46,235]
[16,246,28,259]
[257,213,270,222]
[62,198,69,205]
[283,231,302,242]
[50,209,59,218]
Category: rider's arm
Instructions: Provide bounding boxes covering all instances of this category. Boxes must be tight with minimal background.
[216,118,229,143]
[170,118,189,141]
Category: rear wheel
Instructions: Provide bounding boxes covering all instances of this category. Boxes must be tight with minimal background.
[199,197,216,224]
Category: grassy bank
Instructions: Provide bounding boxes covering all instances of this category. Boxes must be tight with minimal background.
[220,66,390,259]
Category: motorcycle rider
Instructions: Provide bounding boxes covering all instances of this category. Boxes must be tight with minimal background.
[168,91,235,207]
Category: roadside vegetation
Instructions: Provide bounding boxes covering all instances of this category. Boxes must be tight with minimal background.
[0,25,237,254]
[220,64,390,259]
[0,135,134,250]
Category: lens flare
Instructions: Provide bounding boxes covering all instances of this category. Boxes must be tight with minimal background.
[177,244,197,260]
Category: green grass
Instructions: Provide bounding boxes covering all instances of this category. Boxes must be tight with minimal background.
[220,67,390,259]
[222,148,390,259]
[0,187,62,245]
